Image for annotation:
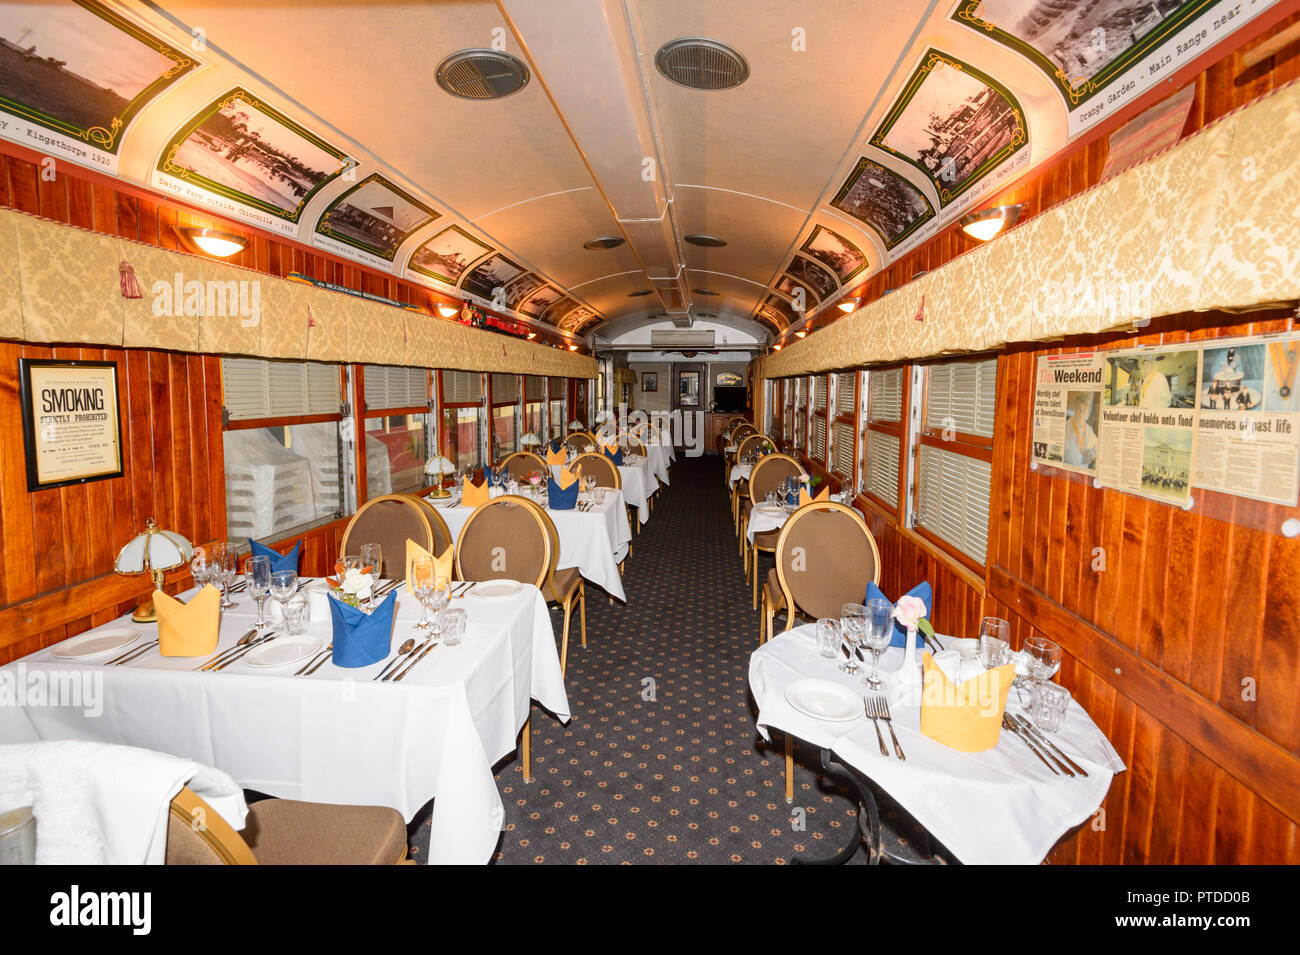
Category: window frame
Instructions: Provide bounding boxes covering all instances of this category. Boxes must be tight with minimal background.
[809,373,829,466]
[357,365,434,502]
[437,370,486,473]
[488,373,521,462]
[859,363,910,518]
[830,370,859,490]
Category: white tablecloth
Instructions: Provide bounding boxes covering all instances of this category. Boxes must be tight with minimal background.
[748,625,1124,865]
[0,581,570,865]
[746,502,792,542]
[617,457,658,524]
[437,491,631,601]
[647,443,671,484]
[729,463,751,487]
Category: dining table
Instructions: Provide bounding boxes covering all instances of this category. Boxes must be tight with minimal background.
[434,488,631,601]
[617,455,658,525]
[729,462,751,487]
[749,624,1124,865]
[0,577,570,865]
[746,501,792,542]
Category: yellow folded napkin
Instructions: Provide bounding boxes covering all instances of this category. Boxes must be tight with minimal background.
[555,467,578,490]
[919,652,1017,752]
[461,475,491,508]
[406,540,453,596]
[798,485,830,507]
[545,447,567,467]
[155,584,221,657]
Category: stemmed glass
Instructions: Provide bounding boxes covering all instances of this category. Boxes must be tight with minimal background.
[211,542,237,609]
[245,555,272,628]
[839,603,867,675]
[426,575,451,640]
[583,474,596,504]
[862,598,893,690]
[190,549,210,592]
[270,569,298,619]
[1023,635,1061,692]
[360,543,382,609]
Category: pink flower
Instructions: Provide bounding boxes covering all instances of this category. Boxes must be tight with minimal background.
[893,595,927,629]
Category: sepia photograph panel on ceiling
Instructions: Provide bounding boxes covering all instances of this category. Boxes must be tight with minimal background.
[156,87,347,228]
[952,0,1282,133]
[872,49,1028,208]
[0,0,197,171]
[760,294,797,329]
[408,224,492,286]
[510,275,564,320]
[775,274,818,309]
[786,254,840,303]
[314,173,438,263]
[800,224,869,284]
[460,253,526,301]
[504,272,544,311]
[831,156,935,251]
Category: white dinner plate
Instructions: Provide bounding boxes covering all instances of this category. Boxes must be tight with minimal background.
[784,678,863,722]
[429,493,460,508]
[753,503,785,515]
[243,636,322,668]
[468,580,523,599]
[52,627,139,659]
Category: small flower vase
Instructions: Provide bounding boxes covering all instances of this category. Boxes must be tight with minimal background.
[890,625,925,707]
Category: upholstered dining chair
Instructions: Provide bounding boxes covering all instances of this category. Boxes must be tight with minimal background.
[760,500,881,804]
[454,495,554,782]
[498,450,547,481]
[340,494,444,574]
[563,431,596,453]
[743,453,805,604]
[165,787,411,865]
[730,433,770,533]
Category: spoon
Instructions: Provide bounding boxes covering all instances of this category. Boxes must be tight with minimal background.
[194,627,260,670]
[373,638,416,681]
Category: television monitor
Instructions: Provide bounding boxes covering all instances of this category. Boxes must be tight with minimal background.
[713,386,748,413]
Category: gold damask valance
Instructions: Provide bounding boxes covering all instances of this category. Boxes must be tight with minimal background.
[0,208,597,380]
[762,79,1300,380]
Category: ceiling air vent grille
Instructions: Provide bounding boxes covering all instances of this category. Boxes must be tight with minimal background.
[436,50,530,100]
[655,38,749,91]
[651,330,715,348]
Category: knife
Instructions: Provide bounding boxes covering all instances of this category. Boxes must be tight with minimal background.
[211,632,279,671]
[392,639,437,682]
[1013,714,1088,777]
[194,627,261,670]
[1002,713,1064,775]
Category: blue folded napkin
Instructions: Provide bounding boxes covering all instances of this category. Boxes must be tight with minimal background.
[549,439,563,454]
[603,446,624,466]
[328,589,397,668]
[547,474,579,510]
[248,538,302,573]
[865,580,932,648]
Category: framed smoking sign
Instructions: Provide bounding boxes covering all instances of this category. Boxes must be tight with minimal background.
[18,359,125,492]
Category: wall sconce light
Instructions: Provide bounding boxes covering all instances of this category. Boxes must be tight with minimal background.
[436,303,459,318]
[527,332,537,340]
[772,343,782,352]
[795,330,807,338]
[957,203,1023,242]
[838,297,860,313]
[568,344,580,351]
[178,227,248,258]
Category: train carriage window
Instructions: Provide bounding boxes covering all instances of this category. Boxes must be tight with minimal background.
[490,373,520,460]
[524,375,545,442]
[810,375,829,465]
[861,366,905,512]
[548,377,566,440]
[440,370,485,472]
[832,371,858,489]
[361,365,431,497]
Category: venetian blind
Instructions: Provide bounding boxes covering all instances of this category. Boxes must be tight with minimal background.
[863,432,900,508]
[832,420,855,479]
[868,367,904,423]
[491,373,519,403]
[835,372,856,416]
[442,370,483,404]
[363,365,426,412]
[811,415,827,461]
[525,375,544,400]
[813,375,828,411]
[222,358,339,422]
[925,357,997,437]
[915,445,992,564]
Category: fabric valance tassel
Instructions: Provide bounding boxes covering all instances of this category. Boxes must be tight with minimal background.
[119,261,143,299]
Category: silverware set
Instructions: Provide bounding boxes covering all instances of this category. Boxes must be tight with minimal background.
[107,638,158,666]
[295,643,333,676]
[196,626,270,671]
[864,695,905,760]
[1002,713,1087,777]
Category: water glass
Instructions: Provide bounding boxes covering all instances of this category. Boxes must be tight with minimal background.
[282,594,310,636]
[270,569,298,615]
[190,550,210,590]
[245,555,272,628]
[816,618,840,659]
[411,558,435,631]
[441,608,468,647]
[862,598,893,691]
[1029,681,1071,734]
[978,634,1011,669]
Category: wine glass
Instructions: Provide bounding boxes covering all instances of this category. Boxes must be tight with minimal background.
[270,569,298,619]
[583,474,596,503]
[862,598,893,690]
[411,557,435,631]
[839,603,866,675]
[426,575,451,640]
[1023,635,1061,691]
[360,543,382,609]
[190,549,210,591]
[245,555,272,628]
[211,542,236,610]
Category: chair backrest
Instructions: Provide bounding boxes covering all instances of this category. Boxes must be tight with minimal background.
[166,787,257,865]
[409,495,454,557]
[513,496,563,596]
[453,495,551,587]
[732,423,757,442]
[774,502,882,624]
[736,433,767,459]
[340,494,436,565]
[564,432,595,453]
[498,451,547,481]
[570,452,621,488]
[619,432,646,455]
[749,453,805,503]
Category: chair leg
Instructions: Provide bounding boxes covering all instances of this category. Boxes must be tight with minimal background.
[579,582,587,651]
[758,590,767,646]
[560,599,572,678]
[752,550,761,609]
[522,714,532,782]
[784,734,794,804]
[765,599,775,646]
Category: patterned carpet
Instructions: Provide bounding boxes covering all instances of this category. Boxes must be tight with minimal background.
[405,453,867,865]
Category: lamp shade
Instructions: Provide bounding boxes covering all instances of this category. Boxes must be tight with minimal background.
[114,520,193,574]
[520,432,541,447]
[569,420,583,431]
[424,455,456,476]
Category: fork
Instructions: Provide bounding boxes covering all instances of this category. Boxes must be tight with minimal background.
[863,695,889,757]
[875,695,906,761]
[108,638,159,666]
[295,643,332,676]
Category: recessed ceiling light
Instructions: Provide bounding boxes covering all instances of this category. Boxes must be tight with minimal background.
[583,236,625,250]
[958,204,1024,242]
[684,233,726,247]
[178,227,247,258]
[692,288,719,296]
[628,289,654,297]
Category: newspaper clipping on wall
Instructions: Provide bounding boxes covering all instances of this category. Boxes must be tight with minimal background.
[1098,347,1200,507]
[1192,333,1300,507]
[1031,353,1103,476]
